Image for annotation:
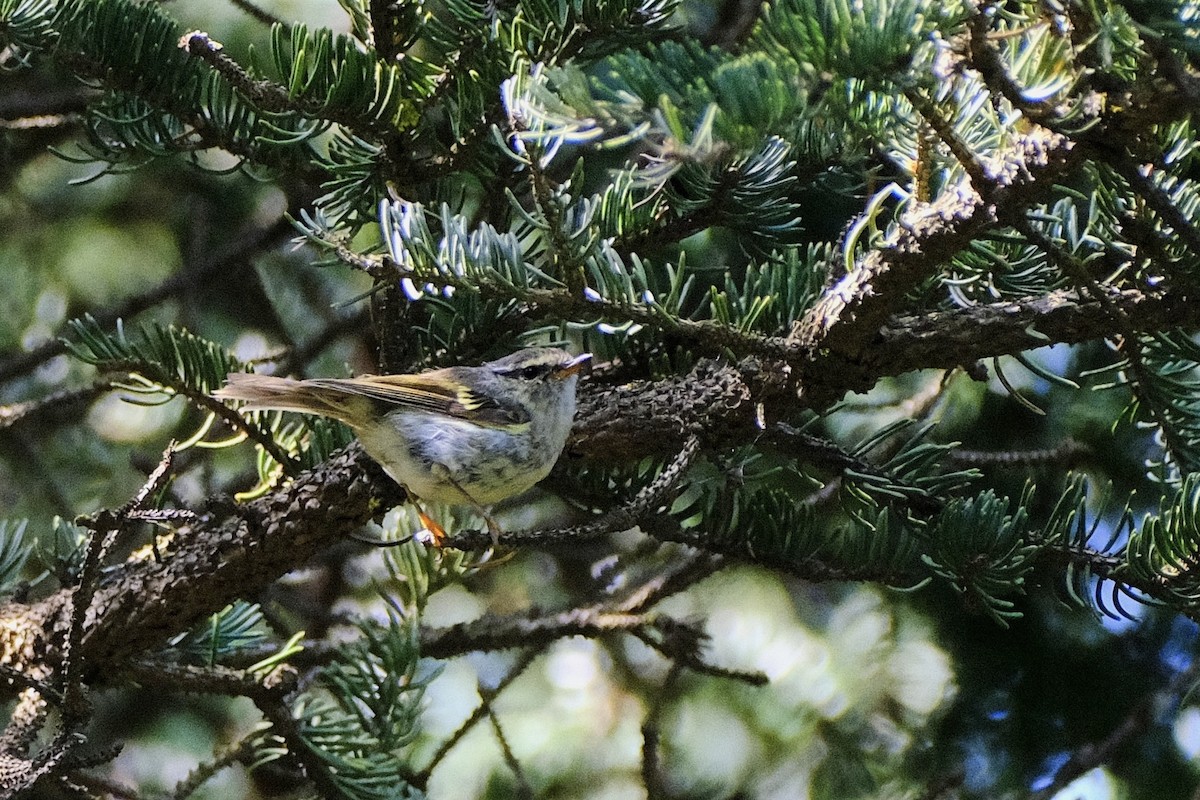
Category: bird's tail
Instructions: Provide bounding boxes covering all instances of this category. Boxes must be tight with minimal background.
[214,373,364,426]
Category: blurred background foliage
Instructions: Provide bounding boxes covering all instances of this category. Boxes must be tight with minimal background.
[4,0,1200,798]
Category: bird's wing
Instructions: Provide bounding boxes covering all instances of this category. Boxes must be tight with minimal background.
[304,373,530,428]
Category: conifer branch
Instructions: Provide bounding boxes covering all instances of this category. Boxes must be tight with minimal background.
[964,1,1056,119]
[485,700,531,795]
[14,1,1200,793]
[179,31,399,139]
[610,161,741,257]
[69,771,142,800]
[253,691,348,800]
[122,658,297,703]
[949,440,1092,468]
[1107,154,1200,259]
[315,233,795,361]
[0,445,404,684]
[178,32,293,111]
[905,89,992,195]
[420,607,656,657]
[792,145,1079,402]
[1010,215,1198,472]
[874,286,1200,374]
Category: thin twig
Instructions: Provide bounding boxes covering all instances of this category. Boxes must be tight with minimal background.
[905,89,992,195]
[0,381,115,430]
[633,620,767,686]
[0,114,82,130]
[642,663,681,800]
[179,31,396,138]
[949,439,1092,468]
[414,648,543,787]
[170,735,259,800]
[0,666,65,707]
[613,551,726,614]
[1028,659,1200,800]
[484,700,533,799]
[420,607,650,659]
[65,446,179,728]
[67,771,142,800]
[226,0,285,27]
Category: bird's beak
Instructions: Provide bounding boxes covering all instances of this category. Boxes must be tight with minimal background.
[553,353,592,379]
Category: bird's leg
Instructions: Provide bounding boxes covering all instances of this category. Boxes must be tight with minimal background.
[352,503,448,547]
[346,487,441,547]
[415,504,448,547]
[434,469,501,548]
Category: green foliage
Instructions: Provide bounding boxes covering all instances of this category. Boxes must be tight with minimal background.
[321,611,427,749]
[1126,473,1200,605]
[1134,332,1200,478]
[995,17,1077,104]
[34,517,89,587]
[0,0,55,65]
[279,611,431,800]
[598,40,807,147]
[317,133,390,226]
[377,198,558,298]
[383,534,477,616]
[684,476,822,560]
[64,315,243,398]
[667,450,928,584]
[663,134,804,249]
[704,245,825,334]
[945,208,1077,306]
[369,130,806,353]
[0,520,30,596]
[244,416,356,498]
[336,0,376,46]
[268,24,428,130]
[168,602,270,666]
[1120,0,1200,54]
[1088,331,1200,481]
[922,489,1039,625]
[839,420,979,520]
[754,0,957,83]
[46,0,328,174]
[52,0,200,98]
[17,0,1200,797]
[67,73,321,176]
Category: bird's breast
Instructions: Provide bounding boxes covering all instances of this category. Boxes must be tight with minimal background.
[358,410,555,505]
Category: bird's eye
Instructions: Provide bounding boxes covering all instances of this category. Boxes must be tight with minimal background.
[520,365,543,380]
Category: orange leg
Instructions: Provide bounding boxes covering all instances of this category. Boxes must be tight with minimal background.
[415,505,447,547]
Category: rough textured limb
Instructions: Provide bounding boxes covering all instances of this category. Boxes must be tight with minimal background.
[0,446,402,684]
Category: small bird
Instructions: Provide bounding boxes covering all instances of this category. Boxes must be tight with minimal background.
[214,348,591,546]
